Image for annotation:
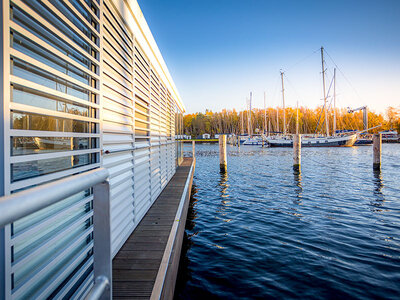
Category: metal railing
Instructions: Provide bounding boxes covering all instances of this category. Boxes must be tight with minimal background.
[0,168,112,300]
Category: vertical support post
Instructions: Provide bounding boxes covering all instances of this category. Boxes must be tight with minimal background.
[192,140,195,158]
[0,0,5,297]
[93,181,112,300]
[237,136,240,148]
[373,133,382,170]
[219,135,227,172]
[293,134,301,171]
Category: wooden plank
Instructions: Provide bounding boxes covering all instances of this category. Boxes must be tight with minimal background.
[112,157,194,299]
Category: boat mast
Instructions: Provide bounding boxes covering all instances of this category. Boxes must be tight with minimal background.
[249,92,253,136]
[280,71,286,135]
[268,118,271,136]
[264,92,267,135]
[240,110,244,135]
[276,107,279,134]
[320,47,329,136]
[333,68,337,136]
[296,100,299,134]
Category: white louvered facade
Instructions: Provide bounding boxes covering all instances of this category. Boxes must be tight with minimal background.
[0,0,184,299]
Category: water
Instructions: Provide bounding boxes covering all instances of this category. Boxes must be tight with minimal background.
[175,144,400,299]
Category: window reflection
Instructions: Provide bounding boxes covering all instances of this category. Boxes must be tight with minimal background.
[14,1,95,58]
[11,111,96,133]
[12,32,93,86]
[50,0,98,43]
[13,6,94,71]
[11,153,98,182]
[12,85,93,117]
[11,137,98,155]
[12,58,93,102]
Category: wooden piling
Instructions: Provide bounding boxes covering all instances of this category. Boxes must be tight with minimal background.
[237,136,240,148]
[192,140,195,158]
[293,134,301,170]
[219,135,227,172]
[373,133,382,170]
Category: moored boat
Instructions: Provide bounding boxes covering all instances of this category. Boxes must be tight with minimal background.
[380,130,399,143]
[267,134,357,147]
[355,133,373,145]
[243,136,263,145]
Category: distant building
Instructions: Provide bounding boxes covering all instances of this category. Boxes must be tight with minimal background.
[202,133,211,139]
[215,133,233,139]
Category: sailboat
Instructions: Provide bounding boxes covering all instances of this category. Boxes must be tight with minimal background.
[266,47,357,147]
[243,92,264,145]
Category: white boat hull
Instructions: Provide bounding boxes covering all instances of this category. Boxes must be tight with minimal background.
[243,138,263,145]
[266,134,357,147]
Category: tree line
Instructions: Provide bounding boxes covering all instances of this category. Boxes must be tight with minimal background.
[183,106,400,137]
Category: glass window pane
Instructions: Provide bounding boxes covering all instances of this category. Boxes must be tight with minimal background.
[49,0,97,42]
[11,137,98,156]
[14,221,91,293]
[69,0,98,29]
[12,58,92,102]
[12,5,96,64]
[12,32,93,86]
[12,85,91,117]
[13,190,90,235]
[11,111,95,133]
[11,153,98,182]
[14,1,95,58]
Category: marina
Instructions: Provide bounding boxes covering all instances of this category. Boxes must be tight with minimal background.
[176,143,400,299]
[0,0,399,299]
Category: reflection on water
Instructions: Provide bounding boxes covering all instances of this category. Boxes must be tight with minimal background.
[293,169,302,205]
[175,144,400,300]
[371,169,385,212]
[175,184,198,297]
[219,171,229,199]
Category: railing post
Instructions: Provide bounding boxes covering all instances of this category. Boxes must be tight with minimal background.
[373,133,382,170]
[92,180,112,300]
[293,134,301,171]
[192,140,195,158]
[219,135,227,172]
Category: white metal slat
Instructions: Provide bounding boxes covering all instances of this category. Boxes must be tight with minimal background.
[5,0,101,296]
[101,2,135,256]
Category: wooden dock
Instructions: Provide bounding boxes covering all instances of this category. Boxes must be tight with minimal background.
[112,157,195,299]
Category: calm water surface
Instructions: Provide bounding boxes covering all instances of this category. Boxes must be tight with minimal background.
[175,144,400,299]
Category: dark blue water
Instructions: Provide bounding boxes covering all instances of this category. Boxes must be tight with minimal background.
[175,144,400,299]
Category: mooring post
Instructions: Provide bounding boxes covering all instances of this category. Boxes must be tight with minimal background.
[293,134,301,170]
[192,140,195,158]
[219,135,227,172]
[373,133,382,170]
[237,136,240,148]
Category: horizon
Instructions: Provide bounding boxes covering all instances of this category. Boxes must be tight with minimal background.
[138,0,400,115]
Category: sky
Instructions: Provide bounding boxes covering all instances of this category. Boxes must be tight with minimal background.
[138,0,400,114]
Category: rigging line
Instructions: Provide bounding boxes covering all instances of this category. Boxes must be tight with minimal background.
[324,49,363,102]
[314,104,325,135]
[283,73,304,105]
[285,48,320,72]
[305,156,400,193]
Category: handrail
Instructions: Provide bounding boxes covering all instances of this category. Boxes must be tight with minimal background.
[84,276,110,300]
[0,168,112,300]
[0,168,109,227]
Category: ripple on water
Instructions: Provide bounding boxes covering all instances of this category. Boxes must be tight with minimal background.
[175,144,400,300]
